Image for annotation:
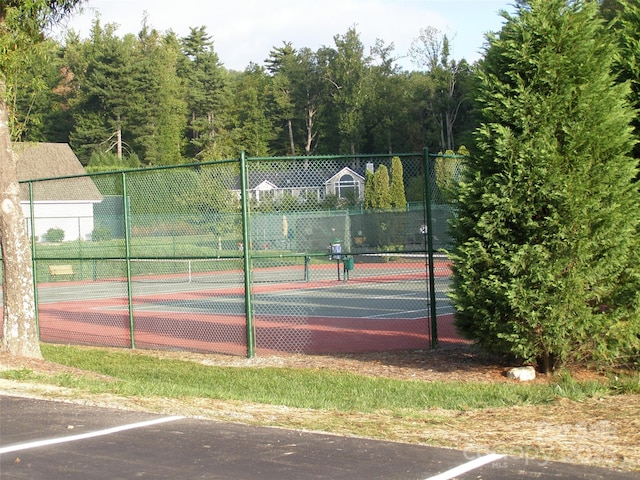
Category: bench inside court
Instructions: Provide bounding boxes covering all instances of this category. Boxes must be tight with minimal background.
[49,264,75,281]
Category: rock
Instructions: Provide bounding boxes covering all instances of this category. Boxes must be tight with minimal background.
[506,366,536,382]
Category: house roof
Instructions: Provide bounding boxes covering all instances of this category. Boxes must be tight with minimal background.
[242,170,323,190]
[14,143,103,202]
[323,167,365,186]
[239,166,366,191]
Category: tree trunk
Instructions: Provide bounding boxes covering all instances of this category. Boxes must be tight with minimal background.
[287,118,295,155]
[0,80,42,359]
[304,106,317,156]
[538,350,553,376]
[439,113,446,153]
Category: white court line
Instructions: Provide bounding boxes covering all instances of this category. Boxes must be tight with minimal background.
[0,416,183,455]
[424,453,505,480]
[366,309,430,319]
[366,305,453,319]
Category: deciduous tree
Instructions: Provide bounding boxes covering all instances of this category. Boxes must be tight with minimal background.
[410,27,471,152]
[0,0,83,358]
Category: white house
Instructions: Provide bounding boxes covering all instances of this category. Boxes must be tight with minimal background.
[16,143,103,242]
[324,167,365,200]
[232,166,366,205]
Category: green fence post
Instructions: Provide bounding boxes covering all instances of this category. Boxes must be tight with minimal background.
[240,152,256,358]
[424,148,438,349]
[122,172,135,349]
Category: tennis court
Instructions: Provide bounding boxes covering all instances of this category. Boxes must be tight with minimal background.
[35,256,462,356]
[9,152,464,357]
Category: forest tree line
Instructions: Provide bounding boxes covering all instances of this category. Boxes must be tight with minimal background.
[9,1,639,171]
[11,19,476,167]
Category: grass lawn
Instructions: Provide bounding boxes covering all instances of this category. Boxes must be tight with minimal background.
[0,344,638,472]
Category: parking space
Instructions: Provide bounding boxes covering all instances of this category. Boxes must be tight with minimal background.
[1,396,637,480]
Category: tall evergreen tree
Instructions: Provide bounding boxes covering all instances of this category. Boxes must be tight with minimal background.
[129,26,186,165]
[451,0,640,372]
[323,27,368,155]
[179,26,227,159]
[228,64,276,157]
[266,42,298,155]
[67,19,186,165]
[389,156,407,209]
[66,20,137,162]
[610,0,640,159]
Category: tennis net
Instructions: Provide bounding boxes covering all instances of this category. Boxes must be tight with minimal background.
[93,257,308,284]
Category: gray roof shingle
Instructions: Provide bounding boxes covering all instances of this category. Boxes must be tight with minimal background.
[15,143,102,202]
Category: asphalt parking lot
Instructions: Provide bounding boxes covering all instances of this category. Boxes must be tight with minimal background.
[1,395,638,480]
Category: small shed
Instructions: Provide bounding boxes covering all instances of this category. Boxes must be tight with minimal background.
[15,143,103,242]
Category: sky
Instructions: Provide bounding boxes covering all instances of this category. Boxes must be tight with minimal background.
[52,0,516,71]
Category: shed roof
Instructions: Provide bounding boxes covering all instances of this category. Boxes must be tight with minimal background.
[14,143,103,202]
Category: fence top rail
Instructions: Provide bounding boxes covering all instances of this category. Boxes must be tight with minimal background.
[19,157,240,184]
[19,152,431,184]
[428,153,468,159]
[247,152,423,162]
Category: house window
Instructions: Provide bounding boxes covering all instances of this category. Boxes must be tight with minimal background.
[336,174,358,199]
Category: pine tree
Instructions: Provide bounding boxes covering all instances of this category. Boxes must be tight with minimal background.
[66,20,136,163]
[450,0,640,372]
[610,0,640,159]
[324,27,367,155]
[363,169,375,209]
[371,164,391,210]
[389,156,407,210]
[131,29,186,165]
[179,26,227,159]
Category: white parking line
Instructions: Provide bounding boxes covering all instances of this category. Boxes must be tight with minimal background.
[0,416,183,454]
[425,453,506,480]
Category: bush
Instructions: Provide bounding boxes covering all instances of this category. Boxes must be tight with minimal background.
[91,225,112,242]
[43,228,64,243]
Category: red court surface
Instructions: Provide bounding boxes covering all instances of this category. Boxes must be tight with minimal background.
[37,296,463,356]
[36,279,463,356]
[5,259,464,356]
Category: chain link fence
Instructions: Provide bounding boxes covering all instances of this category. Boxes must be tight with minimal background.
[7,150,465,357]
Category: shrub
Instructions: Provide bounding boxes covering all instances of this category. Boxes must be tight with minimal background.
[43,228,65,243]
[91,225,112,242]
